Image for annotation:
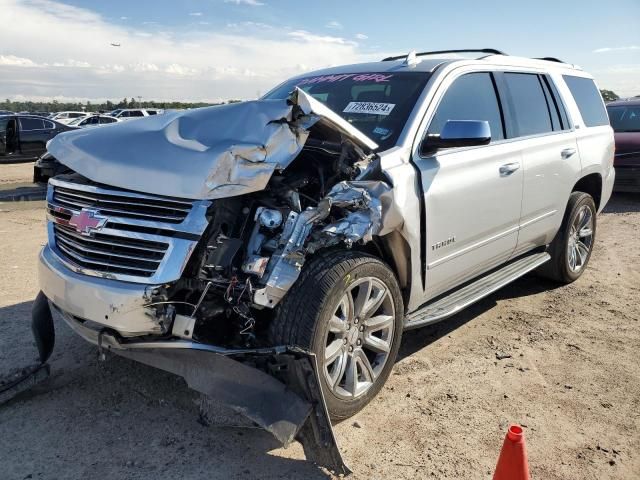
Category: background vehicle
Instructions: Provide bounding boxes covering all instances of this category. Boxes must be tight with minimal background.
[33,152,71,183]
[48,111,88,125]
[67,114,120,128]
[607,98,640,192]
[110,108,164,120]
[0,114,72,162]
[34,50,614,468]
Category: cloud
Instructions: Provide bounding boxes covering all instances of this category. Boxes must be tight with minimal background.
[223,0,264,6]
[120,16,128,20]
[355,33,368,40]
[288,30,357,46]
[0,54,38,67]
[0,0,377,102]
[593,45,640,53]
[325,20,342,30]
[189,12,203,16]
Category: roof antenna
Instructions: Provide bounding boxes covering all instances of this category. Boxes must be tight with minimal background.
[403,50,421,67]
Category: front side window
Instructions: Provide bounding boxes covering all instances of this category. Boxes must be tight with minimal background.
[607,105,640,132]
[563,75,609,127]
[504,73,553,137]
[427,72,505,141]
[263,72,430,150]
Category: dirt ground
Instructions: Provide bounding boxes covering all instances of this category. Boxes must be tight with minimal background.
[0,166,638,479]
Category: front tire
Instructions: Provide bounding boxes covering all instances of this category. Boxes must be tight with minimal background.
[269,251,404,421]
[538,191,597,283]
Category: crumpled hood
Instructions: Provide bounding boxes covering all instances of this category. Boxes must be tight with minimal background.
[47,89,378,200]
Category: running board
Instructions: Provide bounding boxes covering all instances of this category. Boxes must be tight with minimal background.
[404,252,550,330]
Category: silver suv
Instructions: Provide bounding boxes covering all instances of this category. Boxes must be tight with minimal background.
[33,49,614,471]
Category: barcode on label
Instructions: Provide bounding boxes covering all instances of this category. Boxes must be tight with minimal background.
[343,102,396,116]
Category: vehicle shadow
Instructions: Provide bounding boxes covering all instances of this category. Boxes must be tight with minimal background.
[603,192,640,214]
[0,301,331,480]
[398,273,560,361]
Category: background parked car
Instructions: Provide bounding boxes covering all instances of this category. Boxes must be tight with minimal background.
[109,108,164,120]
[67,114,120,128]
[33,152,71,183]
[607,98,640,193]
[48,111,88,125]
[0,114,73,162]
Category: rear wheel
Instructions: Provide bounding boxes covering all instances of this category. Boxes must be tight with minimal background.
[269,251,403,421]
[538,192,596,283]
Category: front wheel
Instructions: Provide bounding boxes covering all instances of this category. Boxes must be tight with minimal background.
[538,191,597,283]
[269,251,404,421]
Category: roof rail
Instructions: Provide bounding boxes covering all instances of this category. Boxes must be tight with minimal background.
[533,57,565,64]
[382,48,507,62]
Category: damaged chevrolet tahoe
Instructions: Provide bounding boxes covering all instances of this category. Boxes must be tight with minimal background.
[32,49,614,472]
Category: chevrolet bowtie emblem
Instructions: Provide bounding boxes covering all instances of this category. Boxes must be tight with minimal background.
[68,208,107,236]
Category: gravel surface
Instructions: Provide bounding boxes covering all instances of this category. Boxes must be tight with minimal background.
[0,183,638,480]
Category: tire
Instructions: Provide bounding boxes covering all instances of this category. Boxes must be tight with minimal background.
[538,191,597,283]
[269,250,404,421]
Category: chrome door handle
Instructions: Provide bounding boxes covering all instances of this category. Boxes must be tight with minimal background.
[499,162,520,176]
[561,147,576,159]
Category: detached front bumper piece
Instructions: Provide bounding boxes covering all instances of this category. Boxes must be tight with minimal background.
[31,291,350,475]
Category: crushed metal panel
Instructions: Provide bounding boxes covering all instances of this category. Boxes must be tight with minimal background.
[254,180,403,307]
[47,89,377,201]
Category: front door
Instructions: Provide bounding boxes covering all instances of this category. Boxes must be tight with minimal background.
[412,72,524,300]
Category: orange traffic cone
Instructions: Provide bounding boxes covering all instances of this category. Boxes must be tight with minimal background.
[493,424,530,480]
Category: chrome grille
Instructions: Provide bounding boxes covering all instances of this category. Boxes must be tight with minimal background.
[53,224,168,277]
[46,177,210,283]
[53,185,193,223]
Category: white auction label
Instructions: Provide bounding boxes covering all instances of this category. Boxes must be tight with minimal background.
[343,102,395,116]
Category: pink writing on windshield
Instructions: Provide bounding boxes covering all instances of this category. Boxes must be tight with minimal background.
[297,73,394,86]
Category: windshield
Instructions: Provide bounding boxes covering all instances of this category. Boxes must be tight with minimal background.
[263,72,430,150]
[607,105,640,132]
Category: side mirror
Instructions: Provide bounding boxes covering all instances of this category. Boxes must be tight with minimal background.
[420,120,491,155]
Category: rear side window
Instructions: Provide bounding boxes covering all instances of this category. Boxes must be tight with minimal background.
[428,72,505,141]
[100,116,116,124]
[19,117,45,130]
[563,76,608,127]
[503,73,553,137]
[130,110,144,117]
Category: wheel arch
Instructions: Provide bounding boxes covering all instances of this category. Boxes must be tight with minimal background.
[572,172,602,210]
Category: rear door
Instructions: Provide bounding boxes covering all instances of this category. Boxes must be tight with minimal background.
[497,72,581,255]
[18,117,56,157]
[412,71,524,299]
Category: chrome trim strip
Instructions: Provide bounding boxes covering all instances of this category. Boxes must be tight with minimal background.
[427,224,520,269]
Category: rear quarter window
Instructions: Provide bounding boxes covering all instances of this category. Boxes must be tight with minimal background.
[563,75,609,127]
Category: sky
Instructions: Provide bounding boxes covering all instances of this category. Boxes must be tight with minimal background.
[1,0,639,103]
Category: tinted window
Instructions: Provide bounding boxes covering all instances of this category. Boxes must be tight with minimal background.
[504,73,553,137]
[543,76,570,130]
[19,117,45,130]
[428,72,504,141]
[130,110,144,117]
[264,72,430,150]
[563,75,608,127]
[70,113,85,118]
[607,105,640,132]
[43,120,56,129]
[147,110,157,115]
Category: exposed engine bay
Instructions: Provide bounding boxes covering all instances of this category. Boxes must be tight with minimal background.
[160,136,399,350]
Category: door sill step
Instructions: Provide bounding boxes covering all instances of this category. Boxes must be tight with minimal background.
[404,252,550,330]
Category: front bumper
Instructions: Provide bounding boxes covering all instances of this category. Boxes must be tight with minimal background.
[32,282,350,473]
[39,245,166,337]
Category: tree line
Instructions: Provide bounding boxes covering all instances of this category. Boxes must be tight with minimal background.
[0,97,243,114]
